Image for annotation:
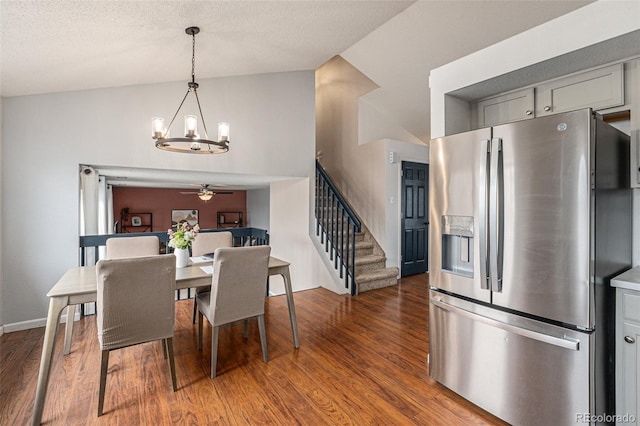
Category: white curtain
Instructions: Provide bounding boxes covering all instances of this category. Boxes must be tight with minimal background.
[79,166,100,315]
[97,176,113,259]
[80,166,99,237]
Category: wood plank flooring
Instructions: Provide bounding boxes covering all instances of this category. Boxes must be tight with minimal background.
[0,273,508,425]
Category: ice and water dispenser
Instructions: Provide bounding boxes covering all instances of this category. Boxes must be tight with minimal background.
[441,215,474,278]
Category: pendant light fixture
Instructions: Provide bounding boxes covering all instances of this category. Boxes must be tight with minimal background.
[152,27,230,154]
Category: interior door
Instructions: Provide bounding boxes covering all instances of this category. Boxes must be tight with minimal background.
[401,161,429,276]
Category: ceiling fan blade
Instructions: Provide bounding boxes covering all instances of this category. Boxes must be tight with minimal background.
[179,191,199,195]
[213,191,234,195]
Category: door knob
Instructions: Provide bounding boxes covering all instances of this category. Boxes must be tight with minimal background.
[625,336,635,344]
[544,106,551,112]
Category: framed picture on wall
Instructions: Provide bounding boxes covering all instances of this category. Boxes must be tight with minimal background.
[171,209,199,229]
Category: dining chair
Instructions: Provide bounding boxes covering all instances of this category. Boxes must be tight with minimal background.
[105,235,159,259]
[96,254,177,416]
[196,245,271,378]
[190,231,233,323]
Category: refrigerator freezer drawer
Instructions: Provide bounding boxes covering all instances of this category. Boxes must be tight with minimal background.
[429,294,591,426]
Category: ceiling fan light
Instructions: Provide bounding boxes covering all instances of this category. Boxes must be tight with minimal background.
[198,192,213,201]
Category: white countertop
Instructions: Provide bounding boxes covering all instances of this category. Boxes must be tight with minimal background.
[611,267,640,291]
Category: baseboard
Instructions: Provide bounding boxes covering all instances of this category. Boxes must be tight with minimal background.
[2,308,81,334]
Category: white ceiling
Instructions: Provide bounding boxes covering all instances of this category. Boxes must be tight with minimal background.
[1,0,593,189]
[0,0,414,97]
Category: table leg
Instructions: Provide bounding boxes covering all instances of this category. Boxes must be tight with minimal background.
[32,296,69,426]
[63,304,76,355]
[280,268,300,348]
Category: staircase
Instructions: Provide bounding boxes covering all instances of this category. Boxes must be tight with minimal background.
[315,160,398,295]
[353,225,399,293]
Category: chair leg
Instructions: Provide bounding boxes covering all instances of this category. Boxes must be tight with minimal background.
[98,349,109,417]
[211,325,220,378]
[165,338,178,392]
[197,311,204,351]
[162,339,167,359]
[257,314,268,363]
[243,319,249,339]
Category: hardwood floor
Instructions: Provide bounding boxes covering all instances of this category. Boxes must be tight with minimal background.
[0,273,508,425]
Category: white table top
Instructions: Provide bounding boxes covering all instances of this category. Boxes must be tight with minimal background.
[48,256,290,298]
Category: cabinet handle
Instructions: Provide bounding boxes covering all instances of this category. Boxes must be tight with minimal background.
[544,106,551,112]
[625,336,636,344]
[525,110,533,116]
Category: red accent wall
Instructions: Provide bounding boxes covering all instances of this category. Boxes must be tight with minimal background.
[112,187,246,232]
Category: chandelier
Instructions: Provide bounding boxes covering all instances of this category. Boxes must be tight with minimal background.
[152,27,230,154]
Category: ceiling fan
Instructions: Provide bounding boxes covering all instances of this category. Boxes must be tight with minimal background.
[180,185,233,201]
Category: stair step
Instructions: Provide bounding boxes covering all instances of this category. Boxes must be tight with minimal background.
[356,267,398,282]
[355,241,374,256]
[355,255,385,265]
[355,255,386,274]
[356,267,399,293]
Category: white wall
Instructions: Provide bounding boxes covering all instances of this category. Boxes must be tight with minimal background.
[316,56,429,270]
[316,56,387,244]
[1,71,319,326]
[268,179,334,295]
[0,95,3,334]
[246,188,270,230]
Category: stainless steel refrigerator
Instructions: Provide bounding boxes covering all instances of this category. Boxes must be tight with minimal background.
[429,108,631,425]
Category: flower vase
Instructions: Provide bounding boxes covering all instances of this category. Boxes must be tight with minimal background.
[174,248,189,268]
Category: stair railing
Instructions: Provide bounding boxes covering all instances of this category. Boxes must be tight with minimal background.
[315,160,361,295]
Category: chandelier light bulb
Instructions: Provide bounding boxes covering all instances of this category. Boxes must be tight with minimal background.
[185,115,198,137]
[218,122,230,142]
[152,117,166,139]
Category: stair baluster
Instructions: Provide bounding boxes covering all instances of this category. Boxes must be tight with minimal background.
[315,160,361,295]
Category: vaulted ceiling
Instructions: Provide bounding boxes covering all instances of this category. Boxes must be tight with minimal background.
[1,0,593,188]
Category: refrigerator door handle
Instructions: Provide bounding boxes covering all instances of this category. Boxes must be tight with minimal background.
[478,139,490,290]
[489,138,503,292]
[430,297,580,351]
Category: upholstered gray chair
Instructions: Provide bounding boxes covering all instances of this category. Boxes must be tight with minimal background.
[196,245,271,378]
[105,235,159,259]
[96,255,177,416]
[190,232,233,323]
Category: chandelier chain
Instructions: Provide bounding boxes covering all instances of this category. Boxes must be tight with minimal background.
[191,31,196,84]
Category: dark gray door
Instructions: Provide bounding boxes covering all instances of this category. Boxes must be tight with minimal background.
[401,161,429,276]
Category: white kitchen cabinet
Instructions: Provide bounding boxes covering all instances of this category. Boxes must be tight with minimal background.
[535,63,624,117]
[612,268,640,425]
[475,88,534,127]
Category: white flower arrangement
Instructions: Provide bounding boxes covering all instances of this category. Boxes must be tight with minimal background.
[168,222,200,250]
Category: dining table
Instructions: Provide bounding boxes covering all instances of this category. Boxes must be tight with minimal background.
[31,256,299,426]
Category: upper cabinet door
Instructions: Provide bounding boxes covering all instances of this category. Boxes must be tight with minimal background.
[475,88,534,128]
[536,63,624,116]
